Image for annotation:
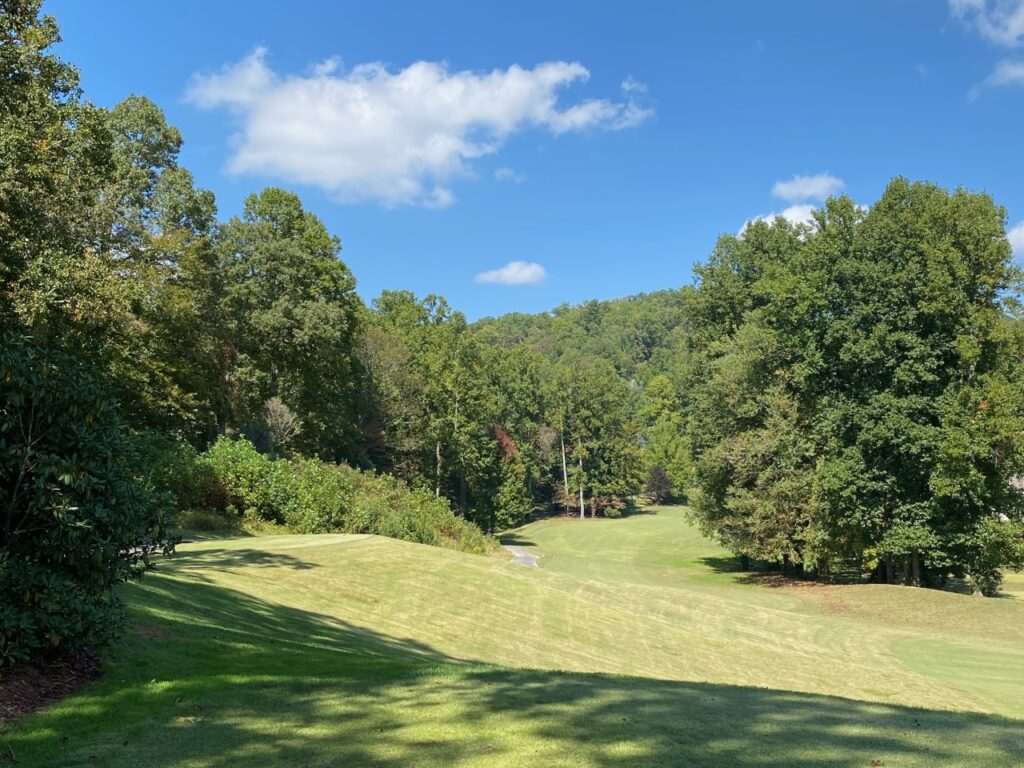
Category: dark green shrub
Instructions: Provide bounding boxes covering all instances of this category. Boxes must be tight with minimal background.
[0,337,171,665]
[645,466,673,504]
[182,437,492,553]
[285,459,356,533]
[174,508,240,534]
[199,437,294,522]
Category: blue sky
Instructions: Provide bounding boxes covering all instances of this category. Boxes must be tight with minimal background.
[48,0,1024,320]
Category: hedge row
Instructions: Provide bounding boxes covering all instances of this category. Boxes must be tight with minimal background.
[163,437,492,554]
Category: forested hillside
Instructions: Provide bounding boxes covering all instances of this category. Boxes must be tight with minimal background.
[474,289,688,380]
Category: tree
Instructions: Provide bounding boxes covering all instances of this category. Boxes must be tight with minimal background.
[0,2,174,663]
[646,466,672,504]
[639,374,691,501]
[687,180,1024,592]
[0,337,170,664]
[551,357,642,517]
[365,292,495,523]
[95,96,224,444]
[216,188,365,462]
[1,0,118,344]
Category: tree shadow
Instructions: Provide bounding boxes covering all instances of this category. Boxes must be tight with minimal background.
[696,556,830,589]
[497,533,537,548]
[697,555,746,573]
[163,548,320,572]
[8,576,1024,767]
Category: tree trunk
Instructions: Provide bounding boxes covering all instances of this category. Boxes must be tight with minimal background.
[560,433,569,508]
[578,448,585,519]
[435,441,442,498]
[884,556,894,585]
[911,551,921,587]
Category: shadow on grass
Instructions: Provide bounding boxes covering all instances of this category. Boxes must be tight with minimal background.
[165,548,320,572]
[8,575,1023,768]
[697,557,1023,598]
[697,555,745,573]
[697,556,832,589]
[497,533,537,548]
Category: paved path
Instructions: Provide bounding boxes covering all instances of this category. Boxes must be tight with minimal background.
[503,545,540,567]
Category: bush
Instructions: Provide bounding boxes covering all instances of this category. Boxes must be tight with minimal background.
[965,517,1024,597]
[199,438,294,522]
[178,437,492,554]
[598,496,631,519]
[286,459,356,534]
[0,337,171,665]
[175,508,240,534]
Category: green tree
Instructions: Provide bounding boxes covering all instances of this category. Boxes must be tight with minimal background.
[688,180,1024,593]
[0,337,170,664]
[0,2,174,664]
[639,374,691,501]
[552,357,642,517]
[217,188,364,462]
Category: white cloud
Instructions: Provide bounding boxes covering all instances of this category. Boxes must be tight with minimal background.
[951,1,1024,94]
[950,0,1024,47]
[186,49,652,207]
[311,56,342,77]
[771,173,844,202]
[969,57,1024,97]
[742,203,818,233]
[621,76,648,94]
[494,167,525,183]
[474,260,547,285]
[1009,220,1024,256]
[983,57,1024,85]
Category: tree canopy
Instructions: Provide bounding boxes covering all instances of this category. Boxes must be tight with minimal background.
[686,183,1024,594]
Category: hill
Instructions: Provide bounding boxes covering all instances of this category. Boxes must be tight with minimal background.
[473,289,688,380]
[6,507,1023,767]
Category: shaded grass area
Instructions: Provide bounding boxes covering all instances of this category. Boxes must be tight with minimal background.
[7,573,1024,768]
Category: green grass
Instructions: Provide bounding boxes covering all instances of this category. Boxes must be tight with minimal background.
[5,507,1024,766]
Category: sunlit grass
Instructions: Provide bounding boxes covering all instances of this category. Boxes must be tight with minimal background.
[5,507,1023,767]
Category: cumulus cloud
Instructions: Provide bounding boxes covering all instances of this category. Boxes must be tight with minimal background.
[1009,220,1024,256]
[771,173,844,202]
[950,0,1024,47]
[474,260,547,285]
[186,49,653,207]
[742,203,818,233]
[494,167,525,183]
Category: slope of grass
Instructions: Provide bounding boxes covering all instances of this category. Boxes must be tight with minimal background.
[5,508,1024,767]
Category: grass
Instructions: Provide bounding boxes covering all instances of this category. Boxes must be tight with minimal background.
[5,507,1024,766]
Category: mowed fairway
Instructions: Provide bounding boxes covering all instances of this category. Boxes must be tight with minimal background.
[7,507,1024,767]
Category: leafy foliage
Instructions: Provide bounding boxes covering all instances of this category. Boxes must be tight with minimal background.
[687,181,1024,593]
[0,337,170,664]
[178,437,492,554]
